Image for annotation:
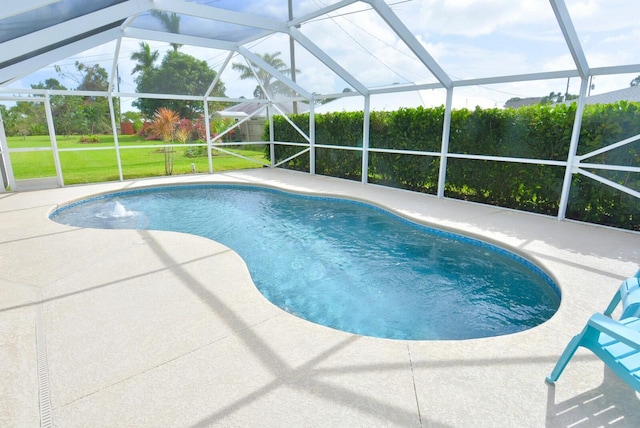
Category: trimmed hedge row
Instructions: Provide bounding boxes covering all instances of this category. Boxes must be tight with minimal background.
[266,102,640,230]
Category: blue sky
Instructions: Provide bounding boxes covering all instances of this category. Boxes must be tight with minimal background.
[4,0,640,111]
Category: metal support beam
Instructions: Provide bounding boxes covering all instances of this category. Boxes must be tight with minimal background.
[290,0,360,28]
[289,27,368,95]
[288,0,298,114]
[204,99,213,173]
[309,103,316,175]
[577,133,640,162]
[206,51,235,98]
[0,0,63,20]
[361,95,371,183]
[366,0,452,89]
[437,88,453,198]
[107,95,124,181]
[576,168,640,200]
[590,64,640,77]
[558,78,589,220]
[268,106,275,168]
[108,37,123,94]
[204,49,234,173]
[0,1,143,63]
[0,27,123,86]
[549,0,589,79]
[238,47,313,100]
[153,0,288,33]
[123,28,237,51]
[43,92,64,187]
[0,108,15,191]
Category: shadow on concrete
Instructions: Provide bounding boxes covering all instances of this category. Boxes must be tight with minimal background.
[546,367,640,427]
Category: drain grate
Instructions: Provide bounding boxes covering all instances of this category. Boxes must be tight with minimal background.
[35,292,52,428]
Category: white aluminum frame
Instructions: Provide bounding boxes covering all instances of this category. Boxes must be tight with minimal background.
[0,107,14,191]
[0,0,638,224]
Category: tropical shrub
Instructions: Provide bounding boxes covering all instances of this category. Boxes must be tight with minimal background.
[78,135,100,144]
[148,107,180,175]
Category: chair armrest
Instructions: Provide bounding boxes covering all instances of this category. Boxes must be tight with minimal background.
[621,279,640,319]
[587,313,640,349]
[604,293,621,316]
[604,276,640,318]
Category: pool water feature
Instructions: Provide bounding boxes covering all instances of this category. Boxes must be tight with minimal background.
[51,185,560,340]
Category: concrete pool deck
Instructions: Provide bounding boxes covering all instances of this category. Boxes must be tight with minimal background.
[1,168,639,427]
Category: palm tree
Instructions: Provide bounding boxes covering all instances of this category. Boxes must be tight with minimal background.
[150,10,182,52]
[232,51,299,99]
[130,42,159,78]
[148,107,180,175]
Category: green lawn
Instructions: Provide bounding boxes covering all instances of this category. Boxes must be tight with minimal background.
[6,135,268,185]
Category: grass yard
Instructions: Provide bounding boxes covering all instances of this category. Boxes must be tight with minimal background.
[6,134,268,185]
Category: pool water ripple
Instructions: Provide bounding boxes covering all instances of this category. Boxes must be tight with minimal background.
[51,185,560,340]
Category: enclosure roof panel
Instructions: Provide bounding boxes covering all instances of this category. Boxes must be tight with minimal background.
[1,0,639,101]
[0,0,127,43]
[129,12,264,44]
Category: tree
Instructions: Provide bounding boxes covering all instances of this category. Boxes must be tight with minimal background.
[54,96,85,136]
[121,110,144,132]
[8,101,45,138]
[31,78,66,91]
[539,91,577,105]
[540,92,564,104]
[30,78,83,136]
[130,42,159,81]
[77,63,109,92]
[133,50,225,119]
[3,63,112,136]
[232,51,300,99]
[55,61,109,93]
[55,61,112,134]
[631,75,640,86]
[2,105,19,137]
[147,107,180,175]
[1,79,69,137]
[82,101,110,134]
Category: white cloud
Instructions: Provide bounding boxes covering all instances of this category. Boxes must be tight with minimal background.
[542,54,576,73]
[396,0,553,38]
[565,0,638,31]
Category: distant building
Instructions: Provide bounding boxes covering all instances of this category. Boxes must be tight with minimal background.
[504,97,543,108]
[215,101,309,141]
[505,85,640,109]
[558,85,640,106]
[218,101,309,118]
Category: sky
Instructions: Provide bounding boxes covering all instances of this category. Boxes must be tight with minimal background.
[3,0,640,113]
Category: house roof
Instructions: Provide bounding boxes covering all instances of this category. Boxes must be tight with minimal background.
[219,100,309,118]
[572,85,640,106]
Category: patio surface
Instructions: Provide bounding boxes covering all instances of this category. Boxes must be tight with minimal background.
[1,168,639,427]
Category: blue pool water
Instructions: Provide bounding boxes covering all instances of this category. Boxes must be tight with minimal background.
[50,185,560,340]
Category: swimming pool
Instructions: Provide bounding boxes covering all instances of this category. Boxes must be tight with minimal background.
[50,184,560,340]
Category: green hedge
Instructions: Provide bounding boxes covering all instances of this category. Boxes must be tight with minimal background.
[568,101,640,229]
[265,102,640,231]
[445,105,573,215]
